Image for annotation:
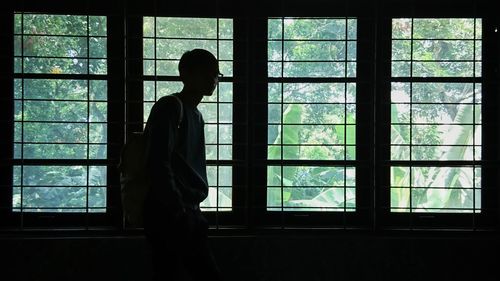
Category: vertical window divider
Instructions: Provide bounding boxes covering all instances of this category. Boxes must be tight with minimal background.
[279,16,285,228]
[20,13,25,228]
[409,17,414,229]
[86,14,91,228]
[153,16,157,103]
[472,17,477,224]
[215,17,220,229]
[343,17,348,227]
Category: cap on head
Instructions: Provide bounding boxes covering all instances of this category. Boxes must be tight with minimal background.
[178,49,218,78]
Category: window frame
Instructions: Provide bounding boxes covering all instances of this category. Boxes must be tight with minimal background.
[0,5,124,229]
[0,0,498,232]
[255,15,373,228]
[374,3,499,230]
[126,15,247,227]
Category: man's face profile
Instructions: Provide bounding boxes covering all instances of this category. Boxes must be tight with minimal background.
[188,64,220,97]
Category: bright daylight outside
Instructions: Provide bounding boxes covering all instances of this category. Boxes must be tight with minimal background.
[267,18,357,212]
[13,14,108,212]
[390,18,482,213]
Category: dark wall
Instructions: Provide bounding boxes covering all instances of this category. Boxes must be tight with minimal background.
[2,1,499,281]
[2,233,499,281]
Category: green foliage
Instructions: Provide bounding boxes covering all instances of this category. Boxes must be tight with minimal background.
[15,14,107,75]
[267,18,357,211]
[13,165,106,212]
[390,18,482,213]
[143,17,233,76]
[268,18,356,78]
[268,104,303,207]
[14,14,108,212]
[392,18,481,78]
[14,14,483,214]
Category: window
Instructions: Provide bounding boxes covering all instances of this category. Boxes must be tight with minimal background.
[390,18,482,213]
[267,18,357,212]
[142,17,234,211]
[2,3,497,231]
[13,13,108,213]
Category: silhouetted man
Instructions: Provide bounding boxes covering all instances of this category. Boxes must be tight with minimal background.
[143,49,223,281]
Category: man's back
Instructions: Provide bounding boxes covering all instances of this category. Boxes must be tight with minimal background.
[144,94,209,209]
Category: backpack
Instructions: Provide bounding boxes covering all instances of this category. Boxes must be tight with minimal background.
[118,95,183,228]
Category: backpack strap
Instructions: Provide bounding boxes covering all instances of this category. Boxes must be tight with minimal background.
[170,95,183,129]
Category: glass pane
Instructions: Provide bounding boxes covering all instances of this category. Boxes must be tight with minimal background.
[90,80,107,101]
[218,41,233,61]
[390,18,482,213]
[392,19,412,39]
[14,14,22,34]
[143,17,154,37]
[268,19,282,40]
[13,14,108,214]
[143,38,154,58]
[283,61,346,77]
[22,187,88,210]
[216,82,232,103]
[283,41,346,61]
[89,144,107,159]
[23,15,88,36]
[391,40,411,60]
[89,16,107,36]
[413,18,477,40]
[23,58,89,74]
[219,19,233,39]
[156,17,218,38]
[23,122,87,143]
[347,18,357,40]
[90,37,107,58]
[89,187,106,209]
[269,18,355,78]
[89,59,107,74]
[22,144,88,159]
[282,83,348,103]
[412,82,476,103]
[391,61,411,77]
[412,61,475,77]
[156,39,217,59]
[23,36,88,58]
[14,36,21,56]
[285,145,348,160]
[202,166,232,211]
[90,102,107,122]
[267,165,355,211]
[267,18,357,211]
[283,18,347,40]
[89,124,107,143]
[412,125,474,145]
[23,79,88,100]
[22,101,87,122]
[412,40,474,61]
[156,60,178,76]
[157,81,183,98]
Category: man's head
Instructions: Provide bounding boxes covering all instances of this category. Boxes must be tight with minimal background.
[178,49,221,96]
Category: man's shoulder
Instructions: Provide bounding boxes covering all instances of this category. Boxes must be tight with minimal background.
[147,94,182,123]
[156,94,180,105]
[153,94,182,111]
